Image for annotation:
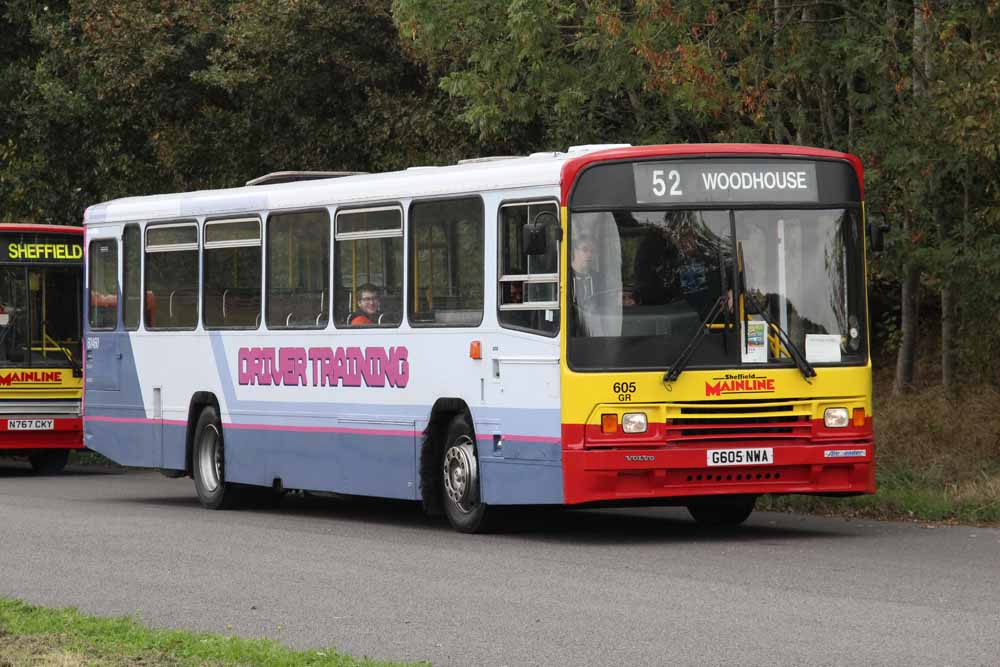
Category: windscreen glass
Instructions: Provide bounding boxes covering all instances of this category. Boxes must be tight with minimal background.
[0,266,81,367]
[567,208,866,371]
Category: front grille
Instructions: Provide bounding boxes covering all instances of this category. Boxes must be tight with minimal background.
[665,400,812,445]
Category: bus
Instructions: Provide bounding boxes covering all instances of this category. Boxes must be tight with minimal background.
[1,223,84,473]
[82,144,874,531]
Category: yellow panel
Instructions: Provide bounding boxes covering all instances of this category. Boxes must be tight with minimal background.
[0,367,83,400]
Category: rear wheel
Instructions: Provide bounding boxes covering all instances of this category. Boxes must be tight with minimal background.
[192,406,240,509]
[28,449,69,475]
[441,415,491,533]
[687,496,757,527]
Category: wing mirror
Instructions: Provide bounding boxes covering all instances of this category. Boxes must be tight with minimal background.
[523,210,559,255]
[867,212,889,253]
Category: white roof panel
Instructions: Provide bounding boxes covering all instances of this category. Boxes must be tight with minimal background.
[83,152,574,226]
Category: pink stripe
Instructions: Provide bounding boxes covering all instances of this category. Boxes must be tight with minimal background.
[87,414,559,442]
[476,433,561,444]
[85,416,188,426]
[225,422,417,437]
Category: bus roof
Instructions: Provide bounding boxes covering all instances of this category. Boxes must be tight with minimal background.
[84,143,862,226]
[0,223,83,235]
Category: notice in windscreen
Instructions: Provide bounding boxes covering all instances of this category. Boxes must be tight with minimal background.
[741,319,768,364]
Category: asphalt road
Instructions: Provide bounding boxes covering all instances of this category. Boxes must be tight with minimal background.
[0,463,998,666]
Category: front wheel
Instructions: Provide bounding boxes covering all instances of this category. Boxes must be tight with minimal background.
[28,449,69,475]
[687,496,757,527]
[441,415,491,533]
[192,406,240,509]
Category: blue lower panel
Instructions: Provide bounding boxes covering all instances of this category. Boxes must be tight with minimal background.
[480,457,564,505]
[88,417,566,505]
[223,426,416,500]
[85,418,161,469]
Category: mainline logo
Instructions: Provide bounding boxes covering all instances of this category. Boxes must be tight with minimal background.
[0,370,63,386]
[705,374,775,397]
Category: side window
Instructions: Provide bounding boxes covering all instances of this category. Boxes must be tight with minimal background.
[88,239,118,330]
[499,202,560,335]
[122,225,141,330]
[408,197,484,327]
[334,206,402,328]
[203,218,262,330]
[266,210,329,329]
[145,223,198,330]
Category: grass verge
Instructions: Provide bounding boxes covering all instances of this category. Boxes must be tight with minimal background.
[0,598,425,667]
[761,383,1000,525]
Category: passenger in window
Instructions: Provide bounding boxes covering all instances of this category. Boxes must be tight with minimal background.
[509,281,523,304]
[349,283,386,326]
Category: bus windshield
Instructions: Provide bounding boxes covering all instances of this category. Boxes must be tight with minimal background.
[567,207,866,371]
[0,265,82,368]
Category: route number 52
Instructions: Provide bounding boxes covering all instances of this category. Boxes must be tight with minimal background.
[652,169,683,197]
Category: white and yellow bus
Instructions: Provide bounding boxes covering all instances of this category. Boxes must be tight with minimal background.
[83,144,874,531]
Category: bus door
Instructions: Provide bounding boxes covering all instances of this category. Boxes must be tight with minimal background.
[85,231,121,392]
[489,201,561,413]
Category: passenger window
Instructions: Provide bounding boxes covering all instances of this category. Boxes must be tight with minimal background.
[122,225,141,330]
[408,197,484,327]
[203,218,261,329]
[145,224,198,329]
[266,210,329,329]
[499,202,560,335]
[88,239,118,330]
[334,206,402,328]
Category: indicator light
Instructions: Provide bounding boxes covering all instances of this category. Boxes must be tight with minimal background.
[601,414,618,434]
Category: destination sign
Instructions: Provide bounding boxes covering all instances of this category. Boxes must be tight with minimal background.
[633,160,819,205]
[1,233,83,263]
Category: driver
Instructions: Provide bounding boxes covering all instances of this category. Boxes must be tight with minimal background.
[571,235,596,304]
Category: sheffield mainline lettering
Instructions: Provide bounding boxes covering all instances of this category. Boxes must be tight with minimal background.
[237,346,409,389]
[0,371,63,386]
[705,376,775,396]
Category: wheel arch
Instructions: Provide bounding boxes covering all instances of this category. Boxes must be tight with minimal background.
[419,397,474,515]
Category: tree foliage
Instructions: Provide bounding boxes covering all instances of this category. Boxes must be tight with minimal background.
[0,0,475,224]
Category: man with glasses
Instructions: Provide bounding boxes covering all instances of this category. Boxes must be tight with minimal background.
[349,283,385,326]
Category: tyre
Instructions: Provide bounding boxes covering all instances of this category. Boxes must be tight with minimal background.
[192,406,240,509]
[28,449,69,475]
[441,414,491,533]
[686,495,757,527]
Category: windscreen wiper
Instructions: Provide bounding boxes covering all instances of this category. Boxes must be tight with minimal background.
[663,295,731,383]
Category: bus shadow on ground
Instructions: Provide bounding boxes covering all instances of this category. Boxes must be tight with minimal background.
[108,476,849,543]
[251,492,843,544]
[0,462,125,478]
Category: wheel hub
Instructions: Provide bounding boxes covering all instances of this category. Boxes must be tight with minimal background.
[198,424,222,492]
[443,437,478,512]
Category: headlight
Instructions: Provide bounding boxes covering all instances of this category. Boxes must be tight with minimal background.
[824,407,849,428]
[621,412,648,434]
